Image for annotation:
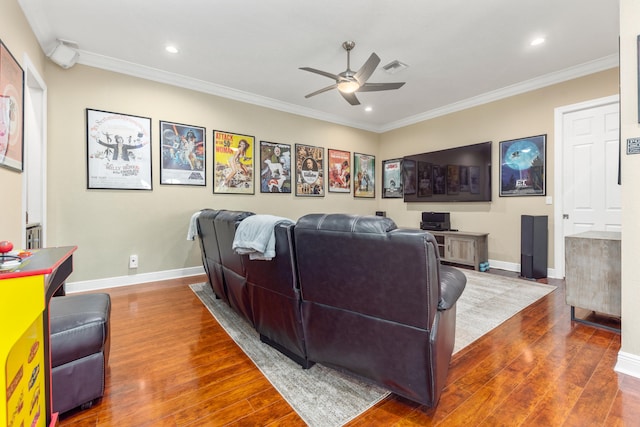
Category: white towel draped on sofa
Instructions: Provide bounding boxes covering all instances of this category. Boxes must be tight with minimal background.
[233,214,294,260]
[187,210,202,240]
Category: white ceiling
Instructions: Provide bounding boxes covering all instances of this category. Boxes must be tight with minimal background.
[18,0,619,133]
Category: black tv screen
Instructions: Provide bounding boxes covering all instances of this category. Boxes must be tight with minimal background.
[403,141,492,202]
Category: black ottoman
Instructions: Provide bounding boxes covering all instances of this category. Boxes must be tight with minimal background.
[50,293,111,414]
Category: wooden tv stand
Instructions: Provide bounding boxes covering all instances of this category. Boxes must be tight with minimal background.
[428,230,489,271]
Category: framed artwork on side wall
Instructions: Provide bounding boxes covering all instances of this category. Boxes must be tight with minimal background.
[382,158,403,198]
[499,134,546,197]
[259,140,291,193]
[86,108,152,190]
[213,130,255,194]
[0,40,24,172]
[354,152,375,198]
[327,149,351,193]
[159,121,205,186]
[295,143,324,196]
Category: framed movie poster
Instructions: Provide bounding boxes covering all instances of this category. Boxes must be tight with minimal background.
[459,166,470,192]
[259,140,291,193]
[159,121,205,186]
[500,134,546,196]
[86,109,152,190]
[402,159,416,195]
[433,165,446,195]
[0,40,24,172]
[447,165,460,195]
[417,161,433,197]
[469,166,481,194]
[213,130,255,194]
[328,149,351,193]
[295,143,324,196]
[354,152,375,198]
[382,158,402,198]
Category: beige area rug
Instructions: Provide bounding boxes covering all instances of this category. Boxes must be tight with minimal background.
[453,270,556,353]
[190,270,555,427]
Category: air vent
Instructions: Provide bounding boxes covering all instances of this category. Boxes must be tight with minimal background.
[382,60,408,74]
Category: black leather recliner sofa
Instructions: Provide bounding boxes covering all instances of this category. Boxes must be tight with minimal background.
[197,209,312,368]
[294,213,465,406]
[196,210,465,406]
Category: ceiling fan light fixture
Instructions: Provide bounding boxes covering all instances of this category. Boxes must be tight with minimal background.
[301,41,405,105]
[337,80,360,93]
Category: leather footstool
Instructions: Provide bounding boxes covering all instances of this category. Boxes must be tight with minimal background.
[50,293,111,415]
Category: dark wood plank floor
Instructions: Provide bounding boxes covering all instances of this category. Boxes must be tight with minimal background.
[58,271,640,426]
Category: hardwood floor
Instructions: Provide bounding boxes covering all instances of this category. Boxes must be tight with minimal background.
[58,272,640,426]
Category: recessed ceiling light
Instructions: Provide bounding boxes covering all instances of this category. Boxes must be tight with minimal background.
[365,106,373,112]
[165,45,179,54]
[530,37,545,46]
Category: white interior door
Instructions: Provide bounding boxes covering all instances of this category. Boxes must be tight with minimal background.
[554,95,621,277]
[21,56,47,248]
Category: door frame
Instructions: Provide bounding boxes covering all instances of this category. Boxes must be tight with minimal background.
[21,54,48,248]
[553,94,619,279]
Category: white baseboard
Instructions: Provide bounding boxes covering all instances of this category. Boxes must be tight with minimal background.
[65,258,560,294]
[488,259,561,279]
[615,351,640,379]
[65,266,205,293]
[487,259,519,273]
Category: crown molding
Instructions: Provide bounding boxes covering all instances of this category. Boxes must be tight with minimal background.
[77,51,379,133]
[379,54,619,133]
[75,50,618,135]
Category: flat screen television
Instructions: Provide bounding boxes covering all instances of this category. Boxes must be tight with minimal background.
[402,141,492,202]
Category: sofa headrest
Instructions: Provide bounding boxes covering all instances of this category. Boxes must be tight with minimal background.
[215,210,255,223]
[296,213,397,234]
[198,209,220,221]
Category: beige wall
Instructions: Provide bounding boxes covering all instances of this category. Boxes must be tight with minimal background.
[45,65,380,281]
[379,69,619,268]
[46,64,618,282]
[620,0,640,358]
[0,0,46,245]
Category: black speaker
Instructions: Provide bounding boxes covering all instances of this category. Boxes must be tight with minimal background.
[521,215,547,279]
[420,212,451,231]
[421,212,449,223]
[375,211,386,217]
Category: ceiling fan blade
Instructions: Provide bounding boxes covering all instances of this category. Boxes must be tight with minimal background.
[299,67,342,81]
[354,53,381,84]
[341,91,360,106]
[304,83,338,98]
[357,82,406,92]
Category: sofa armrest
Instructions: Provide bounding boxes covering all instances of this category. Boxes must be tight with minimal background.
[438,265,466,310]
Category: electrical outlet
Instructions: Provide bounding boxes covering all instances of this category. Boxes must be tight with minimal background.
[129,254,138,269]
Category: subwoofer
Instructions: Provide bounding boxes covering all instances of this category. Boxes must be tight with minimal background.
[521,215,547,279]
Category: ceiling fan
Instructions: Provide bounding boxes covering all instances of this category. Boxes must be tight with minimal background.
[300,41,406,106]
